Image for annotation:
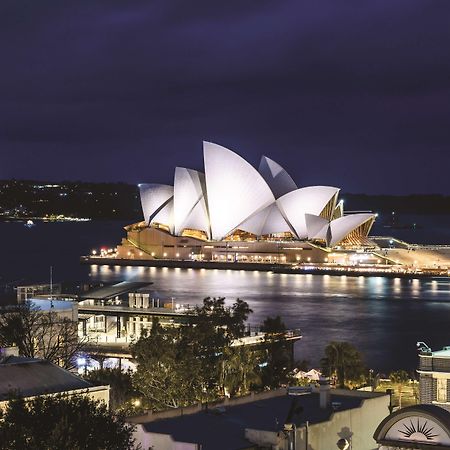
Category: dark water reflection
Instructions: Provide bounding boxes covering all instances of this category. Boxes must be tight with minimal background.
[91,264,450,372]
[2,219,450,372]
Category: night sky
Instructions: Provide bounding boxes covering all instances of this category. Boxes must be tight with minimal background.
[1,1,449,194]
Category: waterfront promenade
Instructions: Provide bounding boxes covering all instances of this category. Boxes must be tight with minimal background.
[81,255,448,278]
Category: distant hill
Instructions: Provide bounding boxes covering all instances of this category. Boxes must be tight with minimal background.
[0,180,448,220]
[0,180,140,220]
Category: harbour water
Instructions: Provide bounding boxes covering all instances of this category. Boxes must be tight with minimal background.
[91,264,450,372]
[3,214,450,372]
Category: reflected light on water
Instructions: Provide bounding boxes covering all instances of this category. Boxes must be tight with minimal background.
[89,265,450,371]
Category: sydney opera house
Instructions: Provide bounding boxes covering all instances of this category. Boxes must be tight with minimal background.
[116,142,377,264]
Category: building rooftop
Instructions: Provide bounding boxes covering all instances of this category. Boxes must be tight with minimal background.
[0,357,93,401]
[137,389,386,450]
[431,346,450,357]
[78,281,153,301]
[30,298,75,311]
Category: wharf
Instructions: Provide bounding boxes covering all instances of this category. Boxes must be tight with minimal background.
[81,256,447,278]
[84,328,302,361]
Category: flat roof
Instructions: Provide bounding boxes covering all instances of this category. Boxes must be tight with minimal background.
[431,346,450,357]
[140,390,385,450]
[79,281,153,301]
[30,299,74,311]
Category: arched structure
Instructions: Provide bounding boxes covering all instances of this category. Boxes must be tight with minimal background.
[136,142,375,249]
[139,184,173,226]
[276,186,340,239]
[173,167,209,238]
[203,142,275,240]
[374,405,450,449]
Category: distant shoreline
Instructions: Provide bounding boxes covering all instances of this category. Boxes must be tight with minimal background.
[1,180,450,219]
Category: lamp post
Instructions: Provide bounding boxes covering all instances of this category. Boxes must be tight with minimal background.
[337,438,350,450]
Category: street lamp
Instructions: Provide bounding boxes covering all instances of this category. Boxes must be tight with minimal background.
[337,438,350,450]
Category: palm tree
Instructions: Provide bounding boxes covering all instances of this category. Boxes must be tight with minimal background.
[222,347,261,396]
[390,370,409,408]
[321,341,365,388]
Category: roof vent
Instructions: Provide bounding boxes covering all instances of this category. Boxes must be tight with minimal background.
[288,386,312,396]
[0,347,19,363]
[331,401,342,410]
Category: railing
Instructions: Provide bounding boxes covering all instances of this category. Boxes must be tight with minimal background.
[81,327,302,348]
[84,334,132,346]
[371,236,450,251]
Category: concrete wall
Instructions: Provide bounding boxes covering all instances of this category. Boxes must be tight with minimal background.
[244,394,390,450]
[294,394,390,450]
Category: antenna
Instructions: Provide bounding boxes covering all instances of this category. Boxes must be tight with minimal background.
[50,266,53,298]
[416,341,431,353]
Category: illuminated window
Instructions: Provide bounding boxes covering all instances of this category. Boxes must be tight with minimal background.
[437,378,447,402]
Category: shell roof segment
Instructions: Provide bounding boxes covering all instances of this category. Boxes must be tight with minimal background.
[138,142,375,246]
[173,167,209,237]
[277,186,340,239]
[258,156,298,199]
[138,183,173,225]
[203,142,275,241]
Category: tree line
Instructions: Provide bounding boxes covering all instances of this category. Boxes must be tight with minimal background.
[0,297,416,448]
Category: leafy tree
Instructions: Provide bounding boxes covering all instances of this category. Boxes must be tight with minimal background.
[260,316,293,387]
[294,359,310,373]
[131,298,259,410]
[0,301,85,369]
[85,368,135,411]
[389,370,410,408]
[191,297,252,394]
[261,315,286,334]
[132,319,204,409]
[222,346,263,396]
[0,394,136,450]
[321,341,365,388]
[131,299,297,410]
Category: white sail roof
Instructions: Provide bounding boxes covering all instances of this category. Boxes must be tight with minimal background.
[305,213,329,239]
[238,203,294,236]
[203,142,275,240]
[238,206,272,236]
[277,186,340,239]
[138,142,375,247]
[261,203,292,235]
[328,213,374,246]
[173,167,209,236]
[138,184,173,225]
[152,199,174,233]
[258,156,297,199]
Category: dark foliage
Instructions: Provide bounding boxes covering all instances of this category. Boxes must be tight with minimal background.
[85,368,136,411]
[0,301,85,370]
[0,394,136,450]
[321,341,365,388]
[131,297,278,410]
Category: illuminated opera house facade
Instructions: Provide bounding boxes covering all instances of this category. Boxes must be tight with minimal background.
[116,142,377,264]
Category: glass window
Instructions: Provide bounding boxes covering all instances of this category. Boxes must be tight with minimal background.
[437,378,447,402]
